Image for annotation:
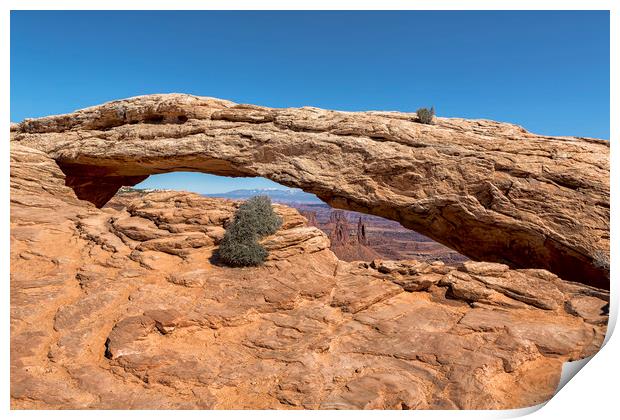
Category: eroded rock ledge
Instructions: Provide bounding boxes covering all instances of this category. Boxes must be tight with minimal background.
[10,147,608,409]
[10,94,609,288]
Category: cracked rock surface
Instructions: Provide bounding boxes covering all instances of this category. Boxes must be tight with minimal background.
[10,145,608,409]
[10,94,610,288]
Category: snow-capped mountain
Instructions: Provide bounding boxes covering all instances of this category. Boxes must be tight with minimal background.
[203,188,323,204]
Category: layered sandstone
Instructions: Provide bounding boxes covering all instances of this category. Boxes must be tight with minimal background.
[298,205,466,263]
[10,145,608,409]
[324,210,381,261]
[10,94,610,288]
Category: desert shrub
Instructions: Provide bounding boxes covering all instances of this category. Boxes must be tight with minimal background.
[217,232,269,267]
[416,106,435,124]
[217,195,282,267]
[232,195,282,237]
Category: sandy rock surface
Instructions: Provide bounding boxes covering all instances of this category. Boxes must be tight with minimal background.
[10,144,608,409]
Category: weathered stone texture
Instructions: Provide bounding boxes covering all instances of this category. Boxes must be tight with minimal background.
[9,96,610,409]
[10,94,609,287]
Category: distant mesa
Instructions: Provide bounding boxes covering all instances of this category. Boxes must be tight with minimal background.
[203,188,324,204]
[199,189,465,263]
[326,210,380,261]
[299,206,466,263]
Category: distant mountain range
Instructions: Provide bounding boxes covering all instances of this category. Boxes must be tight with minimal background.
[203,188,324,204]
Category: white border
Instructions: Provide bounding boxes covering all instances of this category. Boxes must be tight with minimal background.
[3,2,616,419]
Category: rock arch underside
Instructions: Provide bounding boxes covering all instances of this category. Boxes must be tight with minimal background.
[12,93,609,288]
[10,94,610,409]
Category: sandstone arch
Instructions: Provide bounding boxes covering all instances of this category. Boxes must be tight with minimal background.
[10,94,610,288]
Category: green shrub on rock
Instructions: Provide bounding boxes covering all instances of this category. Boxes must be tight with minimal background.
[217,195,282,267]
[416,106,435,124]
[217,232,269,267]
[232,195,282,237]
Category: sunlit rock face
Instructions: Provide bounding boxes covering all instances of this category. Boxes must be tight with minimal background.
[10,94,609,288]
[10,143,608,409]
[10,95,610,409]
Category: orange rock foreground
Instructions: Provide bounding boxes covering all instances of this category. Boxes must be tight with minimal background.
[10,95,609,409]
[10,146,607,409]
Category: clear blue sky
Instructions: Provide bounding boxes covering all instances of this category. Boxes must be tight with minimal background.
[11,10,610,194]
